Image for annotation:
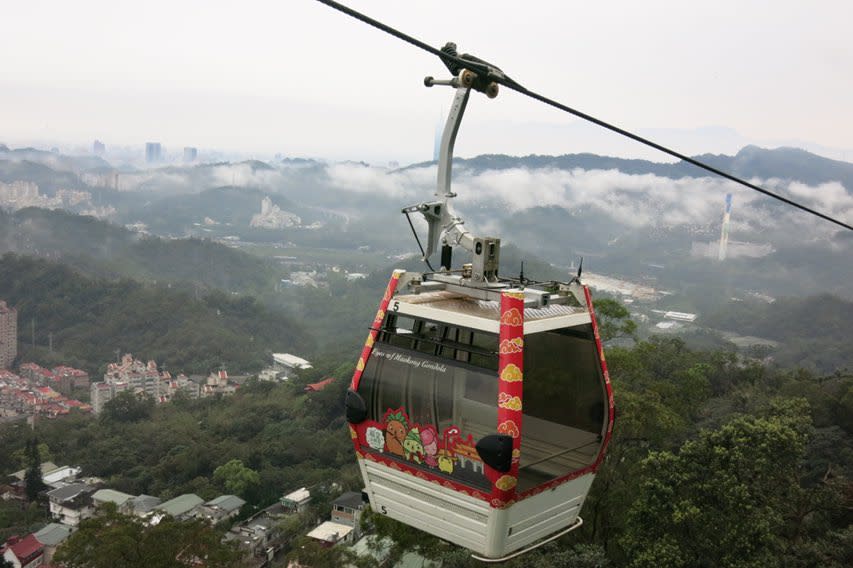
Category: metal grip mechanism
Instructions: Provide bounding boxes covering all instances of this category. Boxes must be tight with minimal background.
[403,43,503,283]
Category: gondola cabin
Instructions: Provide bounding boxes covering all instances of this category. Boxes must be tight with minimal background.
[346,270,614,560]
[346,62,614,561]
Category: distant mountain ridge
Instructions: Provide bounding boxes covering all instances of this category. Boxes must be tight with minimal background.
[405,146,853,191]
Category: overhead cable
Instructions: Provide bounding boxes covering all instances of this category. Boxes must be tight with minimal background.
[314,0,853,232]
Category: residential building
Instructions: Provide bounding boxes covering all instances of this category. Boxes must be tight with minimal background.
[51,366,90,394]
[42,465,82,489]
[280,487,311,513]
[18,363,53,385]
[331,492,365,539]
[1,534,44,568]
[271,353,312,380]
[201,369,237,397]
[131,494,162,519]
[91,354,197,412]
[196,495,246,524]
[92,488,136,514]
[306,521,355,547]
[90,380,130,414]
[33,523,72,564]
[225,514,280,564]
[0,301,17,369]
[154,493,204,521]
[46,482,95,526]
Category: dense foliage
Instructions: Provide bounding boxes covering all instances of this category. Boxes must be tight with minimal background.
[0,361,360,506]
[54,504,242,568]
[0,254,310,375]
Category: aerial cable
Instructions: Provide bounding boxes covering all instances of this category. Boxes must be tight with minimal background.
[313,0,853,232]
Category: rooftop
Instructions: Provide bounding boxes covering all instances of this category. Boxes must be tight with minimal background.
[43,465,81,486]
[92,488,135,506]
[157,493,203,517]
[306,521,353,543]
[132,494,161,514]
[34,523,72,546]
[272,353,312,369]
[10,461,59,481]
[332,491,364,510]
[5,534,43,560]
[46,482,92,503]
[282,487,311,504]
[205,494,246,513]
[396,290,591,334]
[304,377,335,392]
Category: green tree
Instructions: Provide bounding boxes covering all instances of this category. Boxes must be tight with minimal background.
[24,437,46,502]
[594,298,637,343]
[54,504,242,568]
[621,399,812,568]
[101,391,155,423]
[213,459,260,498]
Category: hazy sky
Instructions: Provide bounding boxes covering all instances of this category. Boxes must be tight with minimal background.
[2,0,852,164]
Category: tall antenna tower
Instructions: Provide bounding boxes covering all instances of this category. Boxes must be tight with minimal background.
[718,193,733,261]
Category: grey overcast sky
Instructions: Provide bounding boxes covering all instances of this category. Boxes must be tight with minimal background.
[1,0,852,164]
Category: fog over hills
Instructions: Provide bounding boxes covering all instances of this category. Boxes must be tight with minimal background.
[1,144,851,301]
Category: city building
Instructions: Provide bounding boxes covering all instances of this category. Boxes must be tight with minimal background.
[145,142,162,163]
[51,366,90,395]
[153,493,204,521]
[281,488,311,513]
[306,521,355,547]
[183,147,198,162]
[46,482,95,526]
[196,495,246,524]
[330,492,365,541]
[1,534,44,568]
[92,488,136,514]
[90,354,199,413]
[0,301,17,369]
[271,353,312,380]
[93,140,105,155]
[33,524,72,565]
[131,494,162,519]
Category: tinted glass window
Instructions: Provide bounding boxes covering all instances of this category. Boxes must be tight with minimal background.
[517,326,607,492]
[357,341,498,490]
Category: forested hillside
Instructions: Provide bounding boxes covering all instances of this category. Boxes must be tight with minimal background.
[354,336,853,568]
[2,327,850,566]
[0,254,309,375]
[703,294,853,373]
[0,208,284,298]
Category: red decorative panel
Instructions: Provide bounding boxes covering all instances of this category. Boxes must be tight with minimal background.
[349,270,404,391]
[487,290,525,508]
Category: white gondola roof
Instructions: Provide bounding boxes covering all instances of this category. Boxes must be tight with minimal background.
[395,291,591,334]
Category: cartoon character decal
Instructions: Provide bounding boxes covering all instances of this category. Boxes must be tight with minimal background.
[421,427,439,467]
[403,428,424,463]
[356,408,485,488]
[384,410,408,457]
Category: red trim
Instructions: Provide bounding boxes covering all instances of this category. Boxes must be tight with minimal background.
[487,291,525,508]
[515,285,615,499]
[355,441,492,503]
[349,270,404,392]
[583,285,615,471]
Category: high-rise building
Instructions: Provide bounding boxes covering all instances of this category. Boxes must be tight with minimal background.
[0,300,18,369]
[93,140,106,156]
[145,142,162,163]
[183,147,198,163]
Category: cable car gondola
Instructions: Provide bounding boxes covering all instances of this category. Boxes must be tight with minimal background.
[345,58,615,562]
